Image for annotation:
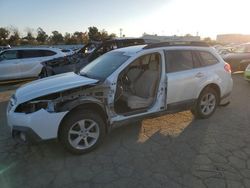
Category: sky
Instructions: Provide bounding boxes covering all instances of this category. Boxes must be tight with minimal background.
[0,0,249,39]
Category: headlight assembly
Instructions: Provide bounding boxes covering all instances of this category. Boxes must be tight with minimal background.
[15,100,54,114]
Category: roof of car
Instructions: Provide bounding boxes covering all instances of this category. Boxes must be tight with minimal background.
[114,45,146,55]
[3,47,62,51]
[114,42,213,55]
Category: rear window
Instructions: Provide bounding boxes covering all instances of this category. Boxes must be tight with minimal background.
[20,50,56,59]
[199,51,218,66]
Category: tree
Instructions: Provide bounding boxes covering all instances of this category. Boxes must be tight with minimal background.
[0,27,10,45]
[88,26,100,41]
[73,31,83,44]
[81,31,89,44]
[109,33,117,39]
[8,27,20,46]
[88,27,116,41]
[64,32,72,44]
[50,30,64,44]
[22,31,35,45]
[36,27,48,44]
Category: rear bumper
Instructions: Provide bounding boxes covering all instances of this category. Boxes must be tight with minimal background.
[220,92,231,105]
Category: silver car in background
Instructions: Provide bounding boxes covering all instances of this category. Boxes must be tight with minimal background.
[0,47,65,81]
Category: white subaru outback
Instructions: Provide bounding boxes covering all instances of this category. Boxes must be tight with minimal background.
[7,42,233,154]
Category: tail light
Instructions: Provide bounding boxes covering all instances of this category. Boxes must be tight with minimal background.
[224,63,231,73]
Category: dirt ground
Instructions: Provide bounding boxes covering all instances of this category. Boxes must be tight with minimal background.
[0,74,250,188]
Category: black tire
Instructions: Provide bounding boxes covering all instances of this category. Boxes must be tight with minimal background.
[38,68,47,79]
[191,87,219,119]
[59,110,106,154]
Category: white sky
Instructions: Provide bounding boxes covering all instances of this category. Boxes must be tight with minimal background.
[0,0,249,39]
[114,0,250,39]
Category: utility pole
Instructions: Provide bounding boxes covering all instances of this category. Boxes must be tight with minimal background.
[120,28,122,38]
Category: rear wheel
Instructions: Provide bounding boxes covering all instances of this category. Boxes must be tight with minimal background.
[192,87,218,119]
[59,110,106,154]
[38,68,47,78]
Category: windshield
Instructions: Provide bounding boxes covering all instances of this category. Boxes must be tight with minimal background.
[80,51,130,80]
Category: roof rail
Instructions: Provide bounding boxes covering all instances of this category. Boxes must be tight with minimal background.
[143,41,209,49]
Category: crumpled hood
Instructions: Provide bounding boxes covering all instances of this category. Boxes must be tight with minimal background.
[15,72,99,104]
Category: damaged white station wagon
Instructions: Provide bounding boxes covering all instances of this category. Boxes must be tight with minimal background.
[7,42,233,154]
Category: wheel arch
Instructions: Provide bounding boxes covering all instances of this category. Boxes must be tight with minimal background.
[57,100,109,139]
[197,83,221,103]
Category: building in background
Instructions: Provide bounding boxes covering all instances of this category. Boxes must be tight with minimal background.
[217,34,250,44]
[141,34,201,43]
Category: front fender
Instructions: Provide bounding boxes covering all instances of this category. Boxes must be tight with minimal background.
[58,96,106,113]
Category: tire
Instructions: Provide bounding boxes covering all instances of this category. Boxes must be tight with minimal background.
[59,110,106,154]
[38,68,47,79]
[191,87,219,119]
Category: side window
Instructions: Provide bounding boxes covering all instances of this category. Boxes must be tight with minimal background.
[165,50,194,73]
[0,50,18,60]
[41,50,56,56]
[199,51,218,66]
[20,50,42,59]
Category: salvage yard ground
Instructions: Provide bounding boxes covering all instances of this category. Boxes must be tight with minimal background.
[0,74,250,188]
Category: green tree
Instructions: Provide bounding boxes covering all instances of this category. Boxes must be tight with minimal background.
[72,31,82,44]
[0,27,10,45]
[22,31,35,45]
[64,32,72,44]
[88,26,100,41]
[50,31,64,44]
[109,33,117,39]
[8,28,20,46]
[88,27,116,41]
[36,27,48,44]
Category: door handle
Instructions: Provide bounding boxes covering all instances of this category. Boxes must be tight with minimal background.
[195,72,205,78]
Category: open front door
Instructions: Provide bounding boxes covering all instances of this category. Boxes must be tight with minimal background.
[110,50,167,123]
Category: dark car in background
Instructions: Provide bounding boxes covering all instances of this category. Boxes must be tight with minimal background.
[40,38,145,77]
[0,45,11,52]
[222,43,250,72]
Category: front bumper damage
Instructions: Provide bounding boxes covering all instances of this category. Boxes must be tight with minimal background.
[7,80,110,144]
[7,109,68,143]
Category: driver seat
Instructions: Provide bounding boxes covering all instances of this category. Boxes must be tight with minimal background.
[127,60,159,109]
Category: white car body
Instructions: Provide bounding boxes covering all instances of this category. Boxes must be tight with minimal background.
[7,43,233,147]
[0,48,65,81]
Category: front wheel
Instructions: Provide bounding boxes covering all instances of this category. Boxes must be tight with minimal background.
[192,87,218,119]
[59,110,106,154]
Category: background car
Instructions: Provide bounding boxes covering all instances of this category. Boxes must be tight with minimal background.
[244,64,250,82]
[222,43,250,72]
[0,45,11,52]
[0,47,66,81]
[40,38,145,77]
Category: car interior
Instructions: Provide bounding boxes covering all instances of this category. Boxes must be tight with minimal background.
[114,53,161,115]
